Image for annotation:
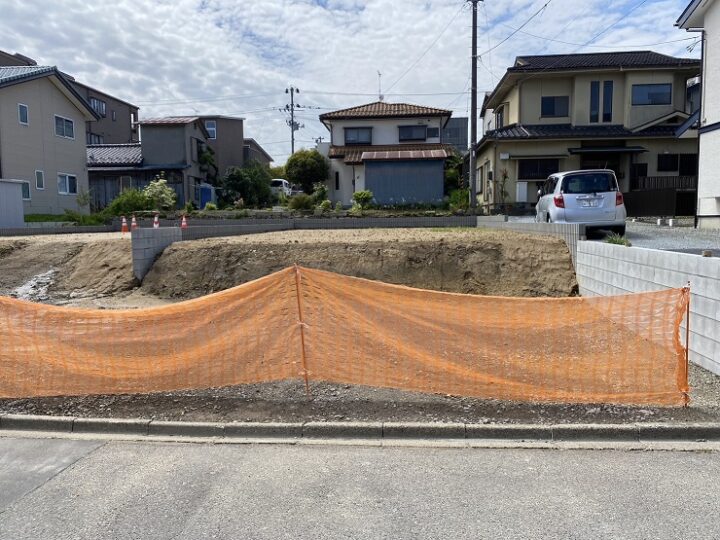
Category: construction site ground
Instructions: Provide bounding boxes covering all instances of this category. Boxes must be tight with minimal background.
[0,227,718,424]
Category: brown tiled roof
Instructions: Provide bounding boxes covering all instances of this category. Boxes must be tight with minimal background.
[320,101,452,121]
[139,116,199,125]
[87,143,143,167]
[329,143,455,164]
[362,149,449,161]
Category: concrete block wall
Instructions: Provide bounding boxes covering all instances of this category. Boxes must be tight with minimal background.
[0,225,117,236]
[577,241,720,376]
[131,227,182,280]
[180,222,293,241]
[477,220,585,267]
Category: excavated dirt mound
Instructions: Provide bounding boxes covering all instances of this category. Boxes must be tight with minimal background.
[0,237,135,304]
[142,229,578,299]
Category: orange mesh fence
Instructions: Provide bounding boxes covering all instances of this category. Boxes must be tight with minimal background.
[0,266,689,406]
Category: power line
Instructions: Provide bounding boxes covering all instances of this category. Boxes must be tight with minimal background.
[136,92,278,106]
[477,0,554,58]
[385,3,467,93]
[499,26,698,49]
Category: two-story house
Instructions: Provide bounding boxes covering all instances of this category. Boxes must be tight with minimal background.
[197,115,245,178]
[87,116,213,209]
[476,51,701,216]
[0,66,98,215]
[319,102,455,205]
[678,0,720,229]
[0,49,139,145]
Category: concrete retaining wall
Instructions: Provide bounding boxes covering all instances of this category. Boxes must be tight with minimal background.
[477,219,586,267]
[576,241,720,376]
[0,225,118,236]
[131,227,182,280]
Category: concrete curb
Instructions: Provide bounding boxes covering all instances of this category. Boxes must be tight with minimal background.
[3,415,720,442]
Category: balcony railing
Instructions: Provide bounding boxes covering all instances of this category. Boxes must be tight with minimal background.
[630,176,698,191]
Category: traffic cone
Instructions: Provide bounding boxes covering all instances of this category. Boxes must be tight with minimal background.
[153,215,160,229]
[130,215,138,231]
[121,216,128,236]
[181,215,188,230]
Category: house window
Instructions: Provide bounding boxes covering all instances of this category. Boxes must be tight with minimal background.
[205,120,217,140]
[335,171,340,190]
[21,181,31,200]
[86,133,104,145]
[58,173,78,195]
[518,159,560,180]
[54,115,75,139]
[495,106,505,129]
[541,96,569,118]
[426,127,440,138]
[18,103,28,125]
[344,127,372,145]
[35,170,44,190]
[603,81,614,122]
[112,110,117,122]
[657,154,679,172]
[399,125,427,142]
[632,84,672,106]
[89,97,106,117]
[679,154,698,176]
[590,82,600,123]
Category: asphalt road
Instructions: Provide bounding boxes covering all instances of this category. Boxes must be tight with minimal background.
[1,437,719,539]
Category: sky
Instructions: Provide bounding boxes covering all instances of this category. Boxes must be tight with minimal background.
[0,0,701,164]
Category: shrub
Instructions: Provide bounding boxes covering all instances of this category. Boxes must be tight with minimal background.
[288,193,315,211]
[105,189,151,216]
[449,189,470,211]
[334,201,343,213]
[184,201,197,214]
[317,199,332,213]
[606,232,631,246]
[312,182,328,204]
[285,149,330,194]
[221,162,273,208]
[63,210,108,225]
[203,202,217,211]
[143,177,177,211]
[352,190,373,210]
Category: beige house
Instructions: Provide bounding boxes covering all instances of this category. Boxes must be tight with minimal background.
[476,51,701,216]
[0,66,98,215]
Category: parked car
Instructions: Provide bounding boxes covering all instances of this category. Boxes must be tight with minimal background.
[270,179,291,197]
[535,169,626,235]
[290,184,304,197]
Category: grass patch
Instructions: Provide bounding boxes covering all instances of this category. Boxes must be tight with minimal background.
[24,214,73,222]
[606,232,632,246]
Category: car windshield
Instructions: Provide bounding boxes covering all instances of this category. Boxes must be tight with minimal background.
[271,180,283,187]
[562,173,616,194]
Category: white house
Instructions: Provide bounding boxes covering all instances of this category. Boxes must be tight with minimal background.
[318,102,455,205]
[678,0,720,228]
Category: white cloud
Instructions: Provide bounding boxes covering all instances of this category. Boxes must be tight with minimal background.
[0,0,699,162]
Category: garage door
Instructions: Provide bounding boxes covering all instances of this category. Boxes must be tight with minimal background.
[365,160,444,205]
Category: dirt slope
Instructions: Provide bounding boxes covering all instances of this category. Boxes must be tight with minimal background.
[141,229,578,299]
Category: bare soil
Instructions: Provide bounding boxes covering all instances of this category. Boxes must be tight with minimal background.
[1,364,718,424]
[141,229,578,299]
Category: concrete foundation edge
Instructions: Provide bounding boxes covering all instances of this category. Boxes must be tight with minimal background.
[3,415,720,442]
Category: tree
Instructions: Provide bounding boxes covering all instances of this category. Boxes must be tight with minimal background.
[285,149,329,194]
[444,152,463,194]
[199,147,219,185]
[220,160,273,208]
[144,174,177,211]
[269,165,286,179]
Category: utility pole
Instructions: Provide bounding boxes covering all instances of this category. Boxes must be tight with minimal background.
[285,86,304,155]
[467,0,480,209]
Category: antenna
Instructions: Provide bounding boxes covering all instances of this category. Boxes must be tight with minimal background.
[377,70,384,101]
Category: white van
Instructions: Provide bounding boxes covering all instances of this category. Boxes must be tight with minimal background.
[270,179,291,197]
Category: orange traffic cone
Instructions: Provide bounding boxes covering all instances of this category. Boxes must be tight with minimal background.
[121,216,128,236]
[153,215,160,229]
[130,215,138,231]
[181,215,188,230]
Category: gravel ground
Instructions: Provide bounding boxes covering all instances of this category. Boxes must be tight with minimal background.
[625,221,720,254]
[1,363,718,425]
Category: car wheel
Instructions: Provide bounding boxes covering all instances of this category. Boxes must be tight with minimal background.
[612,225,626,236]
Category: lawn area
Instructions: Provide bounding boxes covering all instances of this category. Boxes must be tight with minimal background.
[24,214,74,222]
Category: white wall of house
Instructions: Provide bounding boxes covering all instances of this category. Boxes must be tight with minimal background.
[695,0,720,228]
[0,77,90,215]
[329,117,444,146]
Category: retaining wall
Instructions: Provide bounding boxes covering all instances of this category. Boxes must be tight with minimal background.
[576,241,720,376]
[131,227,183,280]
[0,225,118,236]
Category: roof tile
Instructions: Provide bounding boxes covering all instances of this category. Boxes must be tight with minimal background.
[320,101,452,121]
[329,143,455,164]
[87,144,143,167]
[510,51,700,72]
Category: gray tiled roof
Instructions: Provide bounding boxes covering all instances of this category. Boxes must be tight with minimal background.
[320,101,452,121]
[139,116,199,125]
[0,65,56,86]
[87,144,143,167]
[510,51,700,72]
[484,123,680,141]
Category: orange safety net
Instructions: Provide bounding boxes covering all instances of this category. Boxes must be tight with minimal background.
[0,266,690,406]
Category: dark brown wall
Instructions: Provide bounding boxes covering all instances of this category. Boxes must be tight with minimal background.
[71,82,139,144]
[203,117,244,176]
